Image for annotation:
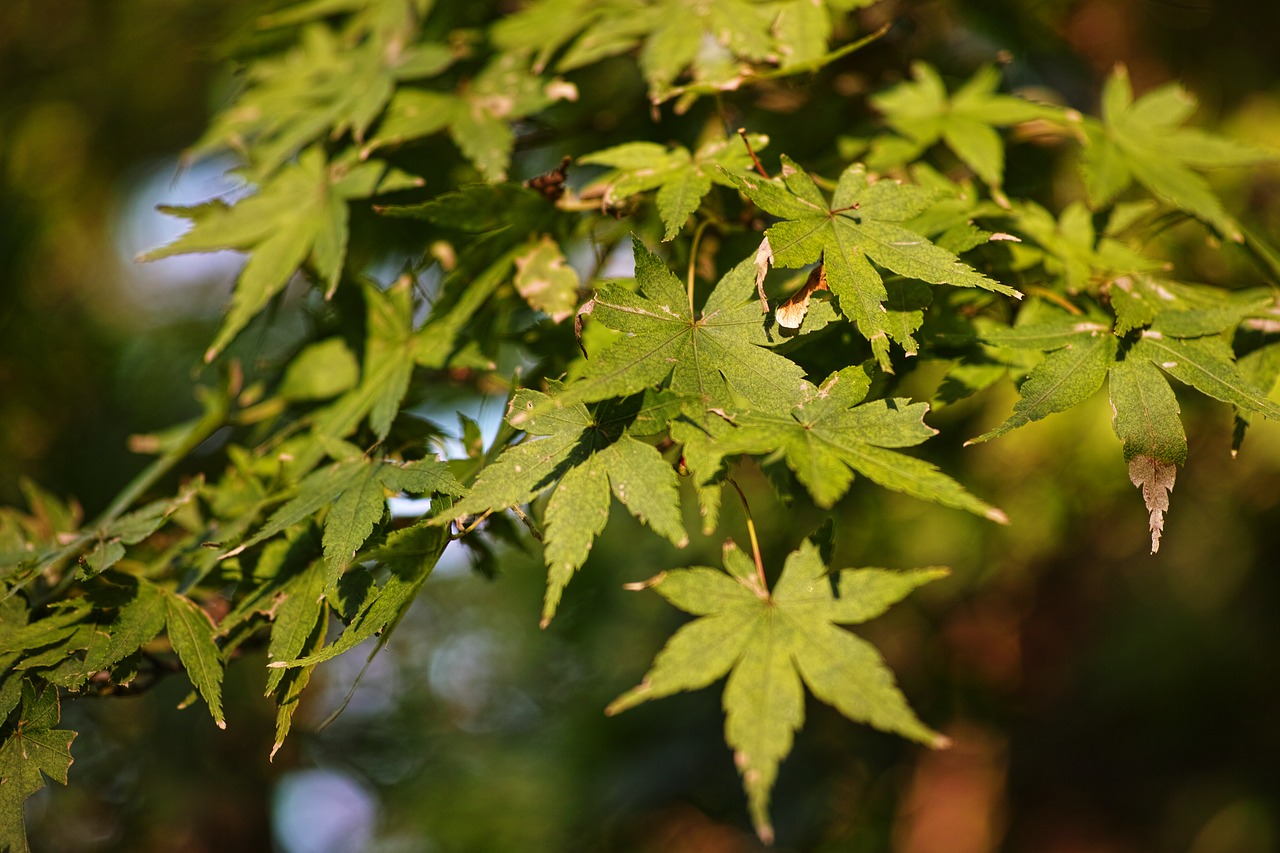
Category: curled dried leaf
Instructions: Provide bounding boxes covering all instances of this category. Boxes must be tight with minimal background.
[776,264,828,329]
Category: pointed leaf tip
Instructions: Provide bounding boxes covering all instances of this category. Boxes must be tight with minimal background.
[623,573,665,591]
[1128,455,1176,553]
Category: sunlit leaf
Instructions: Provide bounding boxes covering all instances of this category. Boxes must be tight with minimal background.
[608,538,948,843]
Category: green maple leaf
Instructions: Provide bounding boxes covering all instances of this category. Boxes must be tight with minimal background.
[288,276,429,478]
[522,237,810,417]
[364,54,578,180]
[580,133,769,240]
[1076,64,1278,241]
[139,148,418,361]
[729,158,1020,371]
[164,591,227,728]
[231,453,462,588]
[269,519,451,672]
[710,365,1007,520]
[493,0,879,106]
[772,0,881,68]
[189,17,454,177]
[77,575,168,678]
[0,682,77,853]
[265,559,329,757]
[1108,274,1273,337]
[608,537,949,844]
[1007,200,1161,294]
[870,62,1051,189]
[970,315,1118,444]
[445,389,688,624]
[975,296,1280,449]
[974,306,1280,550]
[278,337,361,402]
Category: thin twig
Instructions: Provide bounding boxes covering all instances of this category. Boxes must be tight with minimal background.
[737,128,769,179]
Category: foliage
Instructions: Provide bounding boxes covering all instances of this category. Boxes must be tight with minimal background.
[3,0,1279,847]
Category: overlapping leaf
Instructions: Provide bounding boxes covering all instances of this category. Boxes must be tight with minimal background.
[269,519,450,672]
[231,453,461,588]
[608,537,948,843]
[1076,64,1277,241]
[188,16,453,176]
[973,302,1280,549]
[290,277,427,476]
[580,134,768,239]
[729,158,1020,370]
[444,389,688,624]
[1005,200,1161,293]
[364,53,578,180]
[0,682,77,853]
[970,316,1117,444]
[139,148,419,361]
[493,0,879,105]
[523,237,811,415]
[870,62,1051,189]
[705,365,1007,520]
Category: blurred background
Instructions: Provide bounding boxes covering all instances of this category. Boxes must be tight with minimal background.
[4,0,1280,850]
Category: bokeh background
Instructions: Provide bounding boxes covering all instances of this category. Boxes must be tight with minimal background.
[4,0,1280,850]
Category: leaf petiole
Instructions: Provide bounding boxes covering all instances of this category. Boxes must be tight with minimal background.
[687,219,713,315]
[727,477,767,593]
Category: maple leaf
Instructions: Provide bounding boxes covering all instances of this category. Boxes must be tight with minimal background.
[1006,200,1161,294]
[139,147,418,361]
[1076,64,1278,242]
[580,133,769,240]
[1108,274,1274,338]
[188,17,455,177]
[268,519,451,674]
[1128,456,1176,554]
[969,316,1117,444]
[523,237,811,416]
[229,453,462,589]
[0,682,77,852]
[164,591,227,728]
[608,537,949,844]
[728,158,1020,371]
[706,366,1007,520]
[364,53,578,180]
[974,302,1280,550]
[493,0,880,107]
[444,388,689,624]
[289,277,421,474]
[869,62,1051,190]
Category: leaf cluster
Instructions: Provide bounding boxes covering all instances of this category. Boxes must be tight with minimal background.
[4,0,1280,847]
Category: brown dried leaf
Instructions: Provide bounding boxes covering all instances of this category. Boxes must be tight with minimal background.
[775,264,829,329]
[1128,455,1176,554]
